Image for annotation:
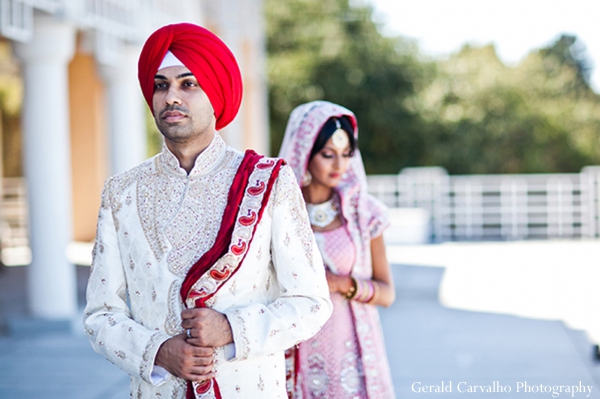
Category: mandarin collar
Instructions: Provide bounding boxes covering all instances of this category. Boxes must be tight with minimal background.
[159,133,227,178]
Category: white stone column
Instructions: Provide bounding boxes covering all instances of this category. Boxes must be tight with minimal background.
[99,45,147,175]
[14,17,77,319]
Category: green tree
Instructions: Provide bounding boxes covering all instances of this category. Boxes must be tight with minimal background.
[540,34,592,87]
[415,38,600,174]
[266,0,433,173]
[266,2,600,174]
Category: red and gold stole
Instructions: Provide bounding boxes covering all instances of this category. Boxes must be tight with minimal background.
[180,150,284,399]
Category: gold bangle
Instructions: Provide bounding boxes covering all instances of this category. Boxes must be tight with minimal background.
[345,277,357,299]
[367,281,380,305]
[355,278,368,302]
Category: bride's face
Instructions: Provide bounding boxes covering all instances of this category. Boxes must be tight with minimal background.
[307,136,352,189]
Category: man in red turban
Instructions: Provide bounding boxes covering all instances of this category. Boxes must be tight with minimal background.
[138,22,242,131]
[85,22,332,399]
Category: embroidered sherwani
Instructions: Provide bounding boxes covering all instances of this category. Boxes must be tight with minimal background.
[84,134,332,398]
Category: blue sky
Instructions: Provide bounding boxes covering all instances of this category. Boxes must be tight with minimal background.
[368,0,600,92]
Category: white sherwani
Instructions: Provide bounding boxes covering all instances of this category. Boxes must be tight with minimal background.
[84,134,332,398]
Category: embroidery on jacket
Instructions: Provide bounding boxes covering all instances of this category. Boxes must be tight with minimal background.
[165,281,184,336]
[186,157,280,305]
[288,185,316,271]
[232,309,251,360]
[140,331,167,379]
[136,151,241,274]
[171,378,187,399]
[106,163,143,232]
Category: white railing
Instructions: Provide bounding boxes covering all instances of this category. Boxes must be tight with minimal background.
[368,166,600,242]
[3,167,600,248]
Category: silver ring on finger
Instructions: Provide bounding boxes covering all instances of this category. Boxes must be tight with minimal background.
[186,328,192,339]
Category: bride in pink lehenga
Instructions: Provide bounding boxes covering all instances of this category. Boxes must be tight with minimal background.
[279,101,396,399]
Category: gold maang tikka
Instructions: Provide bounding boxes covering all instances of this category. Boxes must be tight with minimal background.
[331,118,349,149]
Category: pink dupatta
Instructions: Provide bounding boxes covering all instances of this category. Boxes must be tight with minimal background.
[278,101,395,398]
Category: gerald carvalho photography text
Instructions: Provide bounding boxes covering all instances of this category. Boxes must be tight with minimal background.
[411,381,595,397]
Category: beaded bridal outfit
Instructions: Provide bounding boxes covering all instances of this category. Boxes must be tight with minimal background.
[279,101,396,398]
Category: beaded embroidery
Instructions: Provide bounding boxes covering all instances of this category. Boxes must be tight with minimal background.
[134,136,240,275]
[186,156,280,305]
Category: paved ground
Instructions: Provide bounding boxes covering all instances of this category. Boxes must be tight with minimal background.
[0,265,130,399]
[1,241,600,398]
[386,240,600,344]
[382,264,600,398]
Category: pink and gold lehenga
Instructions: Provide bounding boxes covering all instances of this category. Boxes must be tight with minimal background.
[279,101,396,399]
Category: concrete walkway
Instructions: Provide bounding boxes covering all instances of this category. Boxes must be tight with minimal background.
[382,264,600,398]
[1,241,600,398]
[387,240,600,344]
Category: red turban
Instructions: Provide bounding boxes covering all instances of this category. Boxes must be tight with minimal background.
[138,23,243,131]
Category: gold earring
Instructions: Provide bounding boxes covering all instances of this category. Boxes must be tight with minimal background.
[302,171,312,187]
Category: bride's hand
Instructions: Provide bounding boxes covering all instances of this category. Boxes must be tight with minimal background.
[325,270,352,294]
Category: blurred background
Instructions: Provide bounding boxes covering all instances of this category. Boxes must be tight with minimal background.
[0,0,599,397]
